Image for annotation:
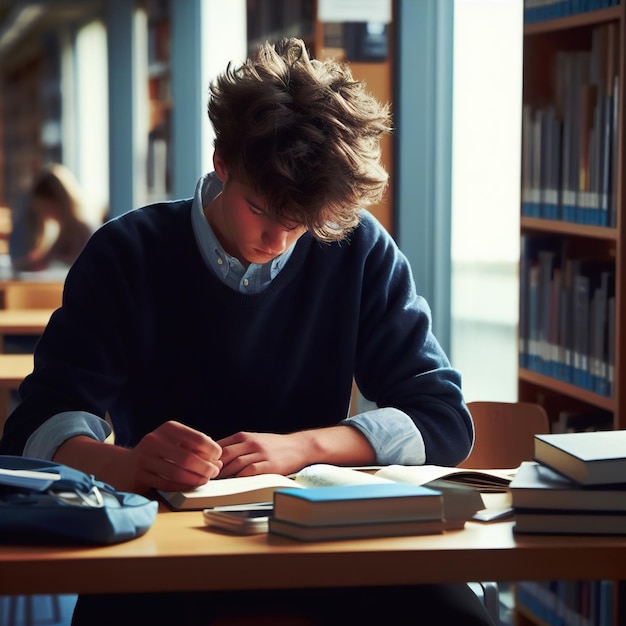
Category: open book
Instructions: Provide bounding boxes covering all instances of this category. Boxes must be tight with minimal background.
[158,463,517,514]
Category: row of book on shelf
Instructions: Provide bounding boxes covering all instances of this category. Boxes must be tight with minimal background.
[517,580,614,626]
[521,21,619,227]
[519,235,614,397]
[524,0,620,24]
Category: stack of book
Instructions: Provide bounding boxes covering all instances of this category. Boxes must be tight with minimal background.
[267,482,451,541]
[510,430,626,535]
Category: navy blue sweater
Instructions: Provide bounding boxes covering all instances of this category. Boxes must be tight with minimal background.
[0,200,472,465]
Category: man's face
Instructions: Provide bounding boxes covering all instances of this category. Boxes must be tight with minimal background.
[215,177,307,267]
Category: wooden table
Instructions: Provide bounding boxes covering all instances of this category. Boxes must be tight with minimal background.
[0,308,54,352]
[1,506,625,597]
[0,353,34,388]
[0,308,53,427]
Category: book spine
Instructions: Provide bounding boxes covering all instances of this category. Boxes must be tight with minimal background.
[520,24,617,228]
[517,579,612,626]
[520,237,615,397]
[524,0,619,24]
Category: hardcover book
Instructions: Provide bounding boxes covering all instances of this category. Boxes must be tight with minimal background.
[158,473,298,511]
[534,430,626,485]
[514,510,626,536]
[159,464,387,510]
[268,516,449,542]
[510,461,626,512]
[272,482,444,526]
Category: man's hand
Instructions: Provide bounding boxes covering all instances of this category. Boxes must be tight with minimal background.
[216,431,308,478]
[216,426,376,478]
[55,421,223,494]
[128,420,223,492]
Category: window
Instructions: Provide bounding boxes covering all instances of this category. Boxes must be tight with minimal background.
[451,0,523,402]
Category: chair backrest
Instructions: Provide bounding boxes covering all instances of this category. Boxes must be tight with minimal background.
[460,401,550,469]
[3,281,64,310]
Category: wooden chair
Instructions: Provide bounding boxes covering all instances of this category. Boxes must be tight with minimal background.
[460,401,550,469]
[463,400,551,624]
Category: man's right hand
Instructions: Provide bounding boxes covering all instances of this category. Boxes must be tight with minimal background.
[54,420,222,494]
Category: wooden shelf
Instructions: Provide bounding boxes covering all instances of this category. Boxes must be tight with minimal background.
[519,367,615,412]
[518,2,625,625]
[524,5,621,36]
[519,0,625,431]
[521,216,619,240]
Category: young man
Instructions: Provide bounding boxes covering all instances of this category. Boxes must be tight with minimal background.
[0,39,493,626]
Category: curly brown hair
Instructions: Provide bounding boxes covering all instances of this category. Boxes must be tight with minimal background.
[207,37,392,242]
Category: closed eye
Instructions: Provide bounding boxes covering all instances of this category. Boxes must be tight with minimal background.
[248,200,302,232]
[249,205,265,217]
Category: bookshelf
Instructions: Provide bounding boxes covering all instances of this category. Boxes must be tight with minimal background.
[1,54,45,209]
[519,0,624,431]
[517,1,624,625]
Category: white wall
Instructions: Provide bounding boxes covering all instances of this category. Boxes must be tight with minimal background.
[200,0,247,175]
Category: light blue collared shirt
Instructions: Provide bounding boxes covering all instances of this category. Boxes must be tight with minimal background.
[25,173,425,465]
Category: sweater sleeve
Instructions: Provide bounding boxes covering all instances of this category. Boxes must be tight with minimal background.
[0,219,139,456]
[352,215,474,466]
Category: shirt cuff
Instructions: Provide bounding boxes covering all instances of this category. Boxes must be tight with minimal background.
[24,411,112,460]
[340,407,426,465]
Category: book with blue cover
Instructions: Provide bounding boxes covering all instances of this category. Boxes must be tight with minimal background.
[272,482,444,526]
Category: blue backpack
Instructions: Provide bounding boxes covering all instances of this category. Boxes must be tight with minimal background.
[0,455,158,544]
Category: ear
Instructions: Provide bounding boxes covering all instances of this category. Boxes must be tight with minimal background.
[213,152,229,182]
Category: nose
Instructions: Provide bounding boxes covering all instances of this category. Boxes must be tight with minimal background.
[262,224,289,254]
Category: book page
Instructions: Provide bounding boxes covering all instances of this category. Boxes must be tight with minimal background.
[162,473,299,500]
[293,464,393,487]
[374,465,518,490]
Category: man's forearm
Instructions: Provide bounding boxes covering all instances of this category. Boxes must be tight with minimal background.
[294,424,377,467]
[54,436,140,493]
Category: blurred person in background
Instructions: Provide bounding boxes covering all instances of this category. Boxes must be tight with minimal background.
[10,163,95,273]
